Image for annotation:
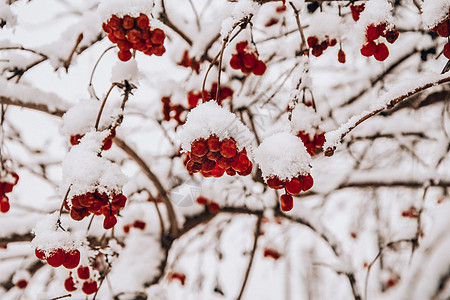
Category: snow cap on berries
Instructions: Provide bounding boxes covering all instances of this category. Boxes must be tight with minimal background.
[31,213,83,254]
[97,0,153,20]
[179,101,253,153]
[290,103,322,135]
[111,60,140,84]
[307,12,342,40]
[62,130,127,198]
[421,0,450,29]
[355,0,393,44]
[254,132,311,181]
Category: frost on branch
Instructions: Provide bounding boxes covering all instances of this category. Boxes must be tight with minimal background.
[179,101,253,153]
[290,103,321,135]
[421,0,450,29]
[31,212,83,254]
[254,132,311,181]
[62,130,127,199]
[97,0,152,20]
[221,0,260,38]
[111,59,140,84]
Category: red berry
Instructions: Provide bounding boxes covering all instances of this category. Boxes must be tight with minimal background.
[151,29,165,45]
[16,279,27,289]
[136,13,150,29]
[77,266,90,280]
[191,139,208,157]
[242,53,257,69]
[108,15,121,30]
[444,42,450,59]
[385,28,399,44]
[70,134,84,146]
[201,159,216,172]
[103,137,113,150]
[267,176,285,189]
[329,38,337,47]
[360,40,376,57]
[236,41,248,54]
[285,177,302,195]
[122,15,135,29]
[307,36,318,48]
[220,139,237,158]
[133,220,146,230]
[210,165,225,177]
[46,249,65,268]
[103,214,117,230]
[207,136,221,152]
[123,224,130,233]
[108,33,118,43]
[64,276,77,292]
[82,280,98,295]
[152,45,166,56]
[437,20,450,37]
[226,168,236,176]
[35,248,46,260]
[338,49,346,63]
[311,44,323,57]
[117,39,133,51]
[366,24,381,41]
[0,200,10,213]
[206,151,221,161]
[276,5,286,13]
[113,28,126,40]
[186,160,202,173]
[168,272,186,285]
[263,248,281,260]
[374,43,389,61]
[127,29,142,43]
[252,60,267,76]
[237,162,253,176]
[118,50,132,62]
[265,17,279,27]
[280,193,293,211]
[299,174,314,191]
[320,41,328,51]
[209,201,220,213]
[230,54,243,70]
[350,4,365,22]
[63,249,81,269]
[196,196,209,205]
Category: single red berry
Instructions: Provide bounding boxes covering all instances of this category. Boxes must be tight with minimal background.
[16,279,28,289]
[329,38,337,47]
[191,139,208,157]
[252,60,267,76]
[320,41,328,51]
[0,199,10,213]
[374,43,389,61]
[152,45,166,56]
[207,136,221,152]
[102,23,112,34]
[108,33,118,43]
[70,134,84,146]
[82,280,98,295]
[63,249,81,269]
[77,266,90,280]
[136,13,150,29]
[64,276,77,292]
[103,214,117,230]
[360,40,376,57]
[338,49,346,63]
[168,273,186,285]
[236,41,248,54]
[226,168,236,176]
[237,162,253,176]
[263,248,281,260]
[208,201,220,212]
[280,193,293,211]
[127,29,142,43]
[299,174,314,191]
[113,28,126,40]
[46,249,65,268]
[117,50,132,62]
[267,176,285,189]
[230,54,243,70]
[133,220,146,230]
[103,137,113,151]
[117,39,133,51]
[123,224,130,233]
[201,159,216,172]
[265,18,279,27]
[35,248,46,260]
[108,15,121,29]
[151,29,165,45]
[311,44,323,57]
[206,151,221,161]
[122,15,135,29]
[437,20,450,37]
[366,24,381,41]
[385,28,399,44]
[276,4,287,13]
[220,139,237,158]
[444,42,450,59]
[242,53,257,69]
[196,196,209,205]
[186,160,202,173]
[285,177,302,195]
[307,36,318,48]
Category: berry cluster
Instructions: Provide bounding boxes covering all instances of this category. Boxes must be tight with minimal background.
[0,170,19,213]
[66,191,127,230]
[307,35,338,57]
[123,219,146,233]
[264,3,287,27]
[430,15,450,59]
[230,41,266,75]
[296,131,325,156]
[178,50,201,74]
[187,83,234,108]
[350,3,365,22]
[35,248,81,269]
[168,272,186,285]
[196,196,220,213]
[64,266,98,294]
[266,174,314,211]
[102,14,166,61]
[162,96,186,125]
[360,23,399,61]
[186,136,252,177]
[70,128,116,151]
[263,248,281,260]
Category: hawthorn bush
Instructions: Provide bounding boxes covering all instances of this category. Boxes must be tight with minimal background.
[0,0,449,299]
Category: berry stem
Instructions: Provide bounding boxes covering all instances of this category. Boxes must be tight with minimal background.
[289,2,308,54]
[89,46,115,101]
[57,185,72,231]
[216,37,228,102]
[94,82,120,131]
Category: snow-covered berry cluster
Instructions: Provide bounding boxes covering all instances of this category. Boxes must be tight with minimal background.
[230,41,266,75]
[0,170,19,213]
[64,266,98,295]
[296,131,325,156]
[307,35,337,57]
[35,248,81,269]
[430,14,450,59]
[178,50,201,74]
[70,128,116,151]
[102,13,166,61]
[350,3,365,22]
[360,23,399,61]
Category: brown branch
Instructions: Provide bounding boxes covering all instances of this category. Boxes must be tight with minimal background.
[236,214,263,300]
[63,33,83,72]
[0,95,66,117]
[159,0,193,46]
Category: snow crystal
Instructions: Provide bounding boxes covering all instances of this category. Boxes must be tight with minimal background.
[61,130,127,198]
[31,212,84,254]
[178,101,254,153]
[254,132,311,180]
[111,59,140,84]
[422,0,450,28]
[307,12,342,40]
[97,0,153,21]
[220,0,260,39]
[290,103,321,135]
